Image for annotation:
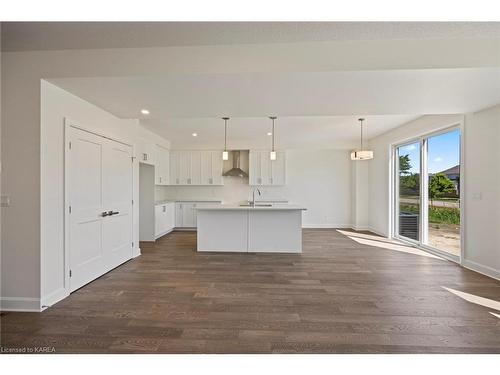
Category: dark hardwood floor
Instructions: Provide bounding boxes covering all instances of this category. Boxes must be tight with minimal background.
[1,229,500,353]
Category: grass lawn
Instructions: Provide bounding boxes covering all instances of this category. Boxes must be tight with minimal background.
[399,204,460,225]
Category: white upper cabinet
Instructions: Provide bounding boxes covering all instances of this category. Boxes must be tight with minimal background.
[154,145,170,185]
[249,150,286,186]
[137,139,156,166]
[169,150,224,186]
[211,151,223,185]
[170,151,180,185]
[179,151,191,185]
[190,151,202,185]
[271,151,286,185]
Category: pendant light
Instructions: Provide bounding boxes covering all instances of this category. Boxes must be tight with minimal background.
[222,117,229,161]
[351,118,374,160]
[269,116,277,160]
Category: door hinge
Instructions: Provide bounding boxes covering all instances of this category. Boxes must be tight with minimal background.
[132,199,134,205]
[132,242,134,247]
[69,141,72,150]
[69,206,72,214]
[69,270,72,278]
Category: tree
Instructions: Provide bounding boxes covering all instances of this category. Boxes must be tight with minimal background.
[429,173,455,206]
[399,154,411,175]
[399,154,419,195]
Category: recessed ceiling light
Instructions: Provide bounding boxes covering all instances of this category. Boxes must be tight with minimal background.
[141,109,150,115]
[192,133,198,137]
[267,132,272,136]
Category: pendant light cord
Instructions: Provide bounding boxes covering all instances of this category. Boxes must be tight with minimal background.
[359,118,364,150]
[272,118,275,151]
[222,117,229,151]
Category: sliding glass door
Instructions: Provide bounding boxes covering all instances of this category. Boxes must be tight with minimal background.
[426,129,461,256]
[396,142,421,242]
[394,128,461,260]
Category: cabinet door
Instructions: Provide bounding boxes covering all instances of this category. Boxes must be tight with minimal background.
[211,151,223,185]
[200,152,212,185]
[154,205,163,237]
[170,151,180,185]
[155,145,169,185]
[179,152,191,185]
[190,151,202,185]
[154,146,162,185]
[166,203,175,231]
[181,203,195,227]
[161,205,169,233]
[260,151,271,185]
[138,140,156,166]
[161,148,170,185]
[271,151,286,185]
[249,151,262,186]
[175,203,183,227]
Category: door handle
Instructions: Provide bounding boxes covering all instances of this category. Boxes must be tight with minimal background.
[101,211,110,217]
[107,211,120,216]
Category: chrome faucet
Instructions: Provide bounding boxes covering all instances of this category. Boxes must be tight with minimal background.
[251,188,261,206]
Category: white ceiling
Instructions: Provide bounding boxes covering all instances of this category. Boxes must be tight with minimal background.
[140,115,420,150]
[3,22,500,51]
[49,67,500,148]
[15,21,496,149]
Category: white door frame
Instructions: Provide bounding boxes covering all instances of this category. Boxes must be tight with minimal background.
[63,118,135,295]
[390,123,465,263]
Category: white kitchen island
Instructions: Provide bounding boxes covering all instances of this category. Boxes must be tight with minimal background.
[196,204,306,253]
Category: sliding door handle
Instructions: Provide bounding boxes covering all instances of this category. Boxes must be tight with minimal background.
[101,211,110,217]
[107,211,120,216]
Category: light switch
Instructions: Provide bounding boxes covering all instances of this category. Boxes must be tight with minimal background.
[0,195,10,207]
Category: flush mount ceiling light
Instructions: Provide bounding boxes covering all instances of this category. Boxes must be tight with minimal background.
[140,109,150,115]
[192,133,198,137]
[267,132,272,136]
[269,116,277,160]
[351,118,374,161]
[222,117,230,161]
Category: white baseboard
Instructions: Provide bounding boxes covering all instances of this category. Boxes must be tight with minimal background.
[302,224,352,229]
[462,259,500,281]
[155,228,176,240]
[0,297,41,312]
[41,288,69,310]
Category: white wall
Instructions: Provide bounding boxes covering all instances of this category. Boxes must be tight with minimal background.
[157,149,353,228]
[367,110,500,280]
[36,81,170,309]
[463,105,500,279]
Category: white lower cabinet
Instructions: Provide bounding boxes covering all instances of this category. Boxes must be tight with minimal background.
[175,202,197,228]
[155,202,175,239]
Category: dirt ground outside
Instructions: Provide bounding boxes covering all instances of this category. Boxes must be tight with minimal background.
[428,223,460,256]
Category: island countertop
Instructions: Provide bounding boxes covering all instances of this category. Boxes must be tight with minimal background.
[195,204,307,211]
[196,203,305,253]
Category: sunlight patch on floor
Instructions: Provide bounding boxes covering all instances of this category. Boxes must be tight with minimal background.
[338,230,443,260]
[442,286,500,312]
[490,312,500,319]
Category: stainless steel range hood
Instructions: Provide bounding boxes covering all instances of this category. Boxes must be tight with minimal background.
[223,150,248,178]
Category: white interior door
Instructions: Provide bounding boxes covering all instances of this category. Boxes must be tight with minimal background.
[68,126,133,292]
